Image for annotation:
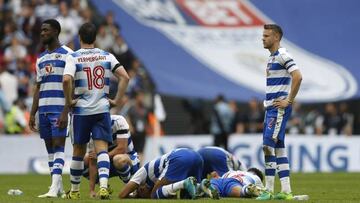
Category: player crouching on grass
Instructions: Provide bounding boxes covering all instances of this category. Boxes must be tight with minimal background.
[119,148,203,199]
[82,115,140,198]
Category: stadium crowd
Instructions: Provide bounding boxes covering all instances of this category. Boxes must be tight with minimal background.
[0,0,358,137]
[0,0,154,138]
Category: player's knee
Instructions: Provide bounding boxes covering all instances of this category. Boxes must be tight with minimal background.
[113,154,129,169]
[262,145,275,156]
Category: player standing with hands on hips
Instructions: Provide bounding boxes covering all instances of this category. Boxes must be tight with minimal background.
[61,22,129,199]
[257,24,302,200]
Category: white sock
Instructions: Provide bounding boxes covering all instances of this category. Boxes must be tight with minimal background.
[162,180,185,196]
[265,176,275,192]
[70,157,84,191]
[97,151,110,189]
[280,177,291,193]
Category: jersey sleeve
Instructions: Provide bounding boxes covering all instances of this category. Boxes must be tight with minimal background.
[112,115,130,139]
[109,53,124,72]
[279,51,298,73]
[129,166,147,185]
[35,58,42,83]
[63,55,76,77]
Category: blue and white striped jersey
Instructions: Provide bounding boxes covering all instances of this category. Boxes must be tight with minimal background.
[63,48,123,115]
[264,47,298,108]
[222,170,263,188]
[198,146,246,178]
[36,45,73,114]
[109,115,138,158]
[130,151,171,188]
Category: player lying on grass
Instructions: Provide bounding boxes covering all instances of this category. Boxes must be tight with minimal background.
[83,115,140,198]
[200,168,264,199]
[197,146,247,179]
[119,148,203,199]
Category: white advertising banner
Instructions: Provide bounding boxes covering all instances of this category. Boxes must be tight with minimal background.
[1,135,359,173]
[144,135,360,173]
[0,136,73,174]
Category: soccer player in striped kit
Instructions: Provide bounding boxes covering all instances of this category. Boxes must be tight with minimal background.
[119,148,203,199]
[29,19,73,198]
[62,22,129,199]
[197,146,247,179]
[83,115,140,198]
[257,24,302,200]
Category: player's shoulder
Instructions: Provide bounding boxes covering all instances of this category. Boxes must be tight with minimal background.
[278,47,294,62]
[60,45,74,54]
[93,48,111,56]
[111,115,129,129]
[37,50,48,59]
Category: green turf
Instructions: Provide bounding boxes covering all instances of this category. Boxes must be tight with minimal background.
[0,173,359,202]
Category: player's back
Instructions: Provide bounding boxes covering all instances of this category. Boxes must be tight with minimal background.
[198,146,244,177]
[69,48,116,115]
[109,115,137,157]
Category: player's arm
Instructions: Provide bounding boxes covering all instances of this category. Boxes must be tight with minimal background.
[109,58,129,107]
[108,138,127,159]
[119,181,139,198]
[118,166,147,198]
[287,70,302,104]
[273,53,302,108]
[29,82,40,132]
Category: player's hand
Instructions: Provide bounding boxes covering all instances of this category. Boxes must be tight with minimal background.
[57,111,68,129]
[88,151,96,159]
[29,114,38,132]
[89,190,96,198]
[273,99,290,109]
[69,99,79,107]
[108,98,125,108]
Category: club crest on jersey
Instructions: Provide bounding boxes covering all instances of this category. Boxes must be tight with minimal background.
[45,64,54,75]
[55,54,61,59]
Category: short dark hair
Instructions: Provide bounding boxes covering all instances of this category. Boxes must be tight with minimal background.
[78,22,97,44]
[264,24,283,40]
[42,19,61,36]
[247,167,264,182]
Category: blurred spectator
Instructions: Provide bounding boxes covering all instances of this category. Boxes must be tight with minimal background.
[182,98,208,134]
[303,107,321,135]
[34,0,59,20]
[127,68,143,97]
[318,103,342,135]
[339,102,354,136]
[244,98,263,133]
[126,91,149,163]
[15,59,31,98]
[111,35,136,71]
[210,94,234,150]
[4,98,30,134]
[56,1,79,45]
[228,100,245,134]
[4,36,27,73]
[80,6,102,28]
[0,68,18,105]
[2,21,30,48]
[287,103,304,134]
[69,0,85,27]
[95,24,114,51]
[18,3,42,54]
[0,83,10,113]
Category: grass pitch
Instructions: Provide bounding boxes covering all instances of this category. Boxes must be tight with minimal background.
[0,173,359,202]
